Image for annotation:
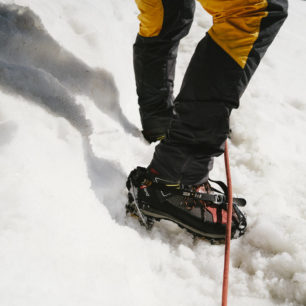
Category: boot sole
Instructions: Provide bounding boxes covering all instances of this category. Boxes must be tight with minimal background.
[140,207,227,240]
[126,197,226,240]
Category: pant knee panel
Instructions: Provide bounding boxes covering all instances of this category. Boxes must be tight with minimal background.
[198,0,287,69]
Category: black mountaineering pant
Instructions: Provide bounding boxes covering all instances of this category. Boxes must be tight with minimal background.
[133,0,195,137]
[134,0,288,185]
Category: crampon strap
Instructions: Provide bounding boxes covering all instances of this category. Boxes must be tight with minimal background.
[153,179,246,207]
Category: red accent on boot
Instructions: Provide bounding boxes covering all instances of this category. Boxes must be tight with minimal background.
[206,206,218,223]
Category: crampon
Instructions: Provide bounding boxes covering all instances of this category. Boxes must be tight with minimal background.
[126,167,247,243]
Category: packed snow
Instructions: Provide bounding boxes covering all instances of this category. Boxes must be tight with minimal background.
[0,0,306,305]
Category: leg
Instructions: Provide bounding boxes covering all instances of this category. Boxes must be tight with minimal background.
[134,0,195,142]
[149,0,288,184]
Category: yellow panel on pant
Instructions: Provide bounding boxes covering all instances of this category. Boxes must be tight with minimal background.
[135,0,164,37]
[198,0,268,68]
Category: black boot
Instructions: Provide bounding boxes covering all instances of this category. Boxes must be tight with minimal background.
[126,167,247,241]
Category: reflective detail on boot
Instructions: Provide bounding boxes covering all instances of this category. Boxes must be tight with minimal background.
[135,0,164,37]
[198,0,268,68]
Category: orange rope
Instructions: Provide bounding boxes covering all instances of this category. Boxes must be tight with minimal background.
[222,140,233,306]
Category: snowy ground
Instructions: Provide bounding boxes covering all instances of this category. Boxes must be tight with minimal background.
[1,1,306,305]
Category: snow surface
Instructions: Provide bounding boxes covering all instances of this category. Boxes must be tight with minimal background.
[0,0,306,305]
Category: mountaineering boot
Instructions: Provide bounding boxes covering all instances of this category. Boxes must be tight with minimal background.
[126,167,247,241]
